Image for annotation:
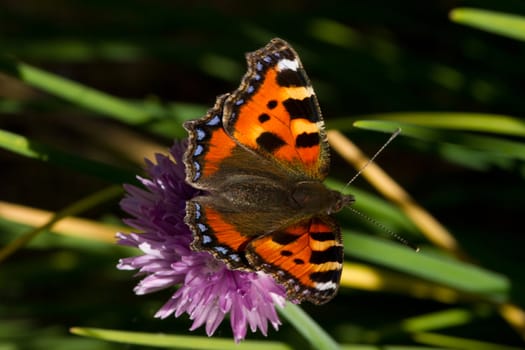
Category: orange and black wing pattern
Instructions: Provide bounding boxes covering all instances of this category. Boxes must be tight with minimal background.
[185,199,254,270]
[246,216,343,304]
[223,38,330,181]
[183,94,238,189]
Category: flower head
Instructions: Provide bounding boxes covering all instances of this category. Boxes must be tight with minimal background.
[117,140,287,342]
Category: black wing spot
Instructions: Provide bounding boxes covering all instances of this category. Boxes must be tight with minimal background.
[294,258,305,264]
[281,250,293,256]
[276,68,309,87]
[309,246,343,264]
[296,132,320,148]
[267,100,278,109]
[310,269,341,283]
[310,232,335,242]
[256,132,286,153]
[258,113,270,123]
[272,231,300,245]
[282,96,318,122]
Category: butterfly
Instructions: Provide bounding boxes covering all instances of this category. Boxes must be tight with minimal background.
[183,38,354,304]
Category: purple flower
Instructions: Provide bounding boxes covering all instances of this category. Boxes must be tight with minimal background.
[116,140,287,342]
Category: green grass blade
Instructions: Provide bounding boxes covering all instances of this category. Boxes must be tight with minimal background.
[342,112,525,137]
[414,332,523,350]
[279,302,340,350]
[0,128,135,183]
[450,7,525,42]
[0,186,122,263]
[0,56,151,124]
[400,308,486,332]
[71,327,291,350]
[353,120,525,161]
[344,232,509,301]
[340,345,448,350]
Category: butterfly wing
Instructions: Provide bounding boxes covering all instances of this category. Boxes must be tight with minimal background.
[183,94,239,189]
[185,199,253,269]
[184,96,274,269]
[246,216,343,304]
[184,94,291,190]
[223,38,330,181]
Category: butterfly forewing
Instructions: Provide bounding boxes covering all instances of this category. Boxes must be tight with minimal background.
[183,94,237,188]
[224,38,330,181]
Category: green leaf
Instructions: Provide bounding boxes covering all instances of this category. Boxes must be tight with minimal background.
[400,308,488,332]
[279,303,340,350]
[0,128,135,183]
[340,345,449,350]
[353,120,525,161]
[344,232,509,301]
[0,56,151,124]
[347,112,525,137]
[414,332,523,350]
[70,327,292,350]
[450,7,525,42]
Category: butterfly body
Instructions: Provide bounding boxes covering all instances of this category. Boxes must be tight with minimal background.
[184,38,354,304]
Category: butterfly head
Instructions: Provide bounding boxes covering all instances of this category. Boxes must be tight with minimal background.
[329,191,355,215]
[291,181,355,216]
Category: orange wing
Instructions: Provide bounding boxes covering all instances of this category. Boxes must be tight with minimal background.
[183,94,238,188]
[223,38,330,181]
[246,216,343,304]
[185,200,253,270]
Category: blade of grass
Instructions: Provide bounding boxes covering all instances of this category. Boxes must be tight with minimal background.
[400,308,486,333]
[279,302,340,350]
[326,179,421,236]
[340,345,447,350]
[70,327,292,350]
[0,185,122,263]
[0,56,151,124]
[0,128,135,183]
[413,332,522,350]
[450,8,525,42]
[353,120,525,161]
[328,130,464,257]
[343,231,509,301]
[336,112,525,137]
[0,201,123,243]
[340,262,464,304]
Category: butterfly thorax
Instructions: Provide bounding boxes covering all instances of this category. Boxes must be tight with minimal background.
[196,175,354,237]
[212,175,353,215]
[292,181,355,215]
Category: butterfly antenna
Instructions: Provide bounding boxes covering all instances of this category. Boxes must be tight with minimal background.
[341,128,418,251]
[347,206,419,252]
[344,128,402,189]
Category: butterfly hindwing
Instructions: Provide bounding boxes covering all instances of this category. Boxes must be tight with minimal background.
[186,199,252,270]
[246,216,343,304]
[223,38,330,181]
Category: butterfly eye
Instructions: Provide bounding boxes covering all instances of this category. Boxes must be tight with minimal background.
[328,193,355,214]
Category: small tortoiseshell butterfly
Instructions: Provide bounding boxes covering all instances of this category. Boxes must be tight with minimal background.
[183,38,354,304]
